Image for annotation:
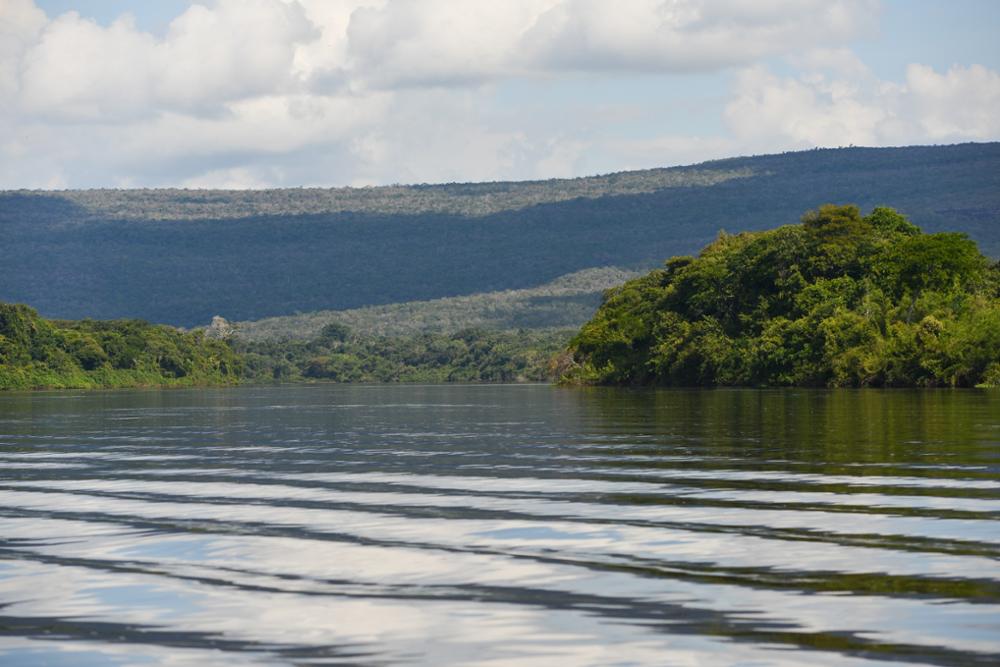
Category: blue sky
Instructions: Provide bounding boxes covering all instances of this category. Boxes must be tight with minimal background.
[860,1,1000,74]
[4,0,998,188]
[34,0,194,33]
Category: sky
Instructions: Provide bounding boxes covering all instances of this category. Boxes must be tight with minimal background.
[1,0,998,189]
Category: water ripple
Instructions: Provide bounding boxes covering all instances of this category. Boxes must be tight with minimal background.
[1,385,998,666]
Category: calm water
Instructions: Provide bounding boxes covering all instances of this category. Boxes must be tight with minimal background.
[0,385,998,666]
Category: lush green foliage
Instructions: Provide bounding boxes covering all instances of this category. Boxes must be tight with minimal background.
[236,327,571,384]
[2,144,998,327]
[568,206,1000,387]
[0,303,242,390]
[0,299,570,389]
[231,267,640,341]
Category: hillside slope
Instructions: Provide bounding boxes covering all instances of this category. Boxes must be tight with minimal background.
[2,143,998,327]
[231,267,641,341]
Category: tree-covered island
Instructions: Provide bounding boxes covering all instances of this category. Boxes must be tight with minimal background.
[566,205,1000,387]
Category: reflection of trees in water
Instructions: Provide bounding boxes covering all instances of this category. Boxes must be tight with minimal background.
[571,388,992,468]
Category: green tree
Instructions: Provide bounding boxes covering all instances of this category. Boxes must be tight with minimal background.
[567,205,1000,388]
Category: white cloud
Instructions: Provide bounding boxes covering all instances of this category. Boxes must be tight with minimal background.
[0,0,46,101]
[157,0,316,111]
[342,0,553,88]
[603,134,738,173]
[344,87,533,184]
[527,0,876,71]
[179,166,278,189]
[4,0,880,116]
[115,93,391,162]
[14,0,317,122]
[725,65,888,147]
[18,12,159,121]
[0,0,997,188]
[724,58,1000,150]
[903,63,1000,140]
[339,0,879,88]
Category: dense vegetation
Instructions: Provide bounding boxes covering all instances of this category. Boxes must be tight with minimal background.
[236,326,570,384]
[0,303,241,390]
[568,206,1000,387]
[0,299,567,390]
[231,267,640,340]
[2,144,998,327]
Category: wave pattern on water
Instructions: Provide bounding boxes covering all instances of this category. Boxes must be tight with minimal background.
[0,385,999,666]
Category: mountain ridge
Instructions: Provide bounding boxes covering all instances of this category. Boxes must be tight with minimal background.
[2,143,998,327]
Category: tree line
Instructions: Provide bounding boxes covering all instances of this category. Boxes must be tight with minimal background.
[567,206,1000,387]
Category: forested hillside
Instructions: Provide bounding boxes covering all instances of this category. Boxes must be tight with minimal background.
[0,303,241,390]
[2,143,998,327]
[568,206,1000,388]
[231,267,640,341]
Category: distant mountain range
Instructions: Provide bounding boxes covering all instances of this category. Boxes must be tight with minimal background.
[2,143,998,327]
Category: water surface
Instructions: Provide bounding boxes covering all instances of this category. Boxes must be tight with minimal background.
[1,385,998,665]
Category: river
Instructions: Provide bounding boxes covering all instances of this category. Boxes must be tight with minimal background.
[1,384,998,665]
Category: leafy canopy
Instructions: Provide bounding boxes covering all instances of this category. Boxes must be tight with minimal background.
[568,205,1000,387]
[0,303,242,390]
